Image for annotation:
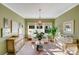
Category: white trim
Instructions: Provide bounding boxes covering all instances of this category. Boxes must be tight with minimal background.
[1,3,25,18]
[55,4,79,18]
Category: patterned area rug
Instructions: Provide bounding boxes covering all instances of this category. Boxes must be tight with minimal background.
[49,48,62,52]
[16,41,66,55]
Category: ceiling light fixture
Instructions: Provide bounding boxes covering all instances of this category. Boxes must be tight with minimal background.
[38,8,42,24]
[39,8,41,19]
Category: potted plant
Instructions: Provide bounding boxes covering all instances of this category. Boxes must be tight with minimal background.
[34,31,44,41]
[34,31,44,51]
[48,26,57,42]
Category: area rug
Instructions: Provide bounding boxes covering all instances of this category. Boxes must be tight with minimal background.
[49,48,62,52]
[53,52,66,55]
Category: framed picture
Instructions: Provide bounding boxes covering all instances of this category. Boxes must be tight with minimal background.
[18,23,23,35]
[63,20,74,35]
[1,18,11,37]
[1,28,10,37]
[1,28,3,37]
[12,21,19,35]
[10,20,12,33]
[3,17,8,28]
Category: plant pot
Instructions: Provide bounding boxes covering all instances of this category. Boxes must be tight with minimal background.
[32,41,35,44]
[49,40,54,42]
[36,44,43,51]
[44,42,48,44]
[28,38,32,41]
[38,39,41,41]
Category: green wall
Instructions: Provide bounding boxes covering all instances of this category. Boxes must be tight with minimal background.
[55,5,79,41]
[0,4,25,54]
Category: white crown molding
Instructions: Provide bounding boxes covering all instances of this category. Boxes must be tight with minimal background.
[1,3,25,18]
[55,4,79,18]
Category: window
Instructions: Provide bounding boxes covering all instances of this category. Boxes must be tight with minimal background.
[45,26,48,29]
[29,25,35,29]
[37,25,42,29]
[45,26,49,33]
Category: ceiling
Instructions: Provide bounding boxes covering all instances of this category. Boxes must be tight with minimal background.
[2,3,78,19]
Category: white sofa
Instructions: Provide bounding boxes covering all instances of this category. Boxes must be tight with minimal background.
[54,32,78,55]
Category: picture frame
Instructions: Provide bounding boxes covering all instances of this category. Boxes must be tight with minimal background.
[1,17,12,37]
[63,20,74,35]
[1,27,10,37]
[1,28,3,37]
[12,21,19,35]
[3,17,8,28]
